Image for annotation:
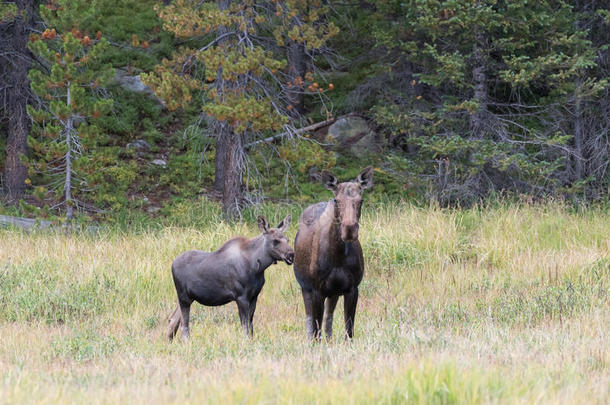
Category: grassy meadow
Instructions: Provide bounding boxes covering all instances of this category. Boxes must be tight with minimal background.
[0,201,608,404]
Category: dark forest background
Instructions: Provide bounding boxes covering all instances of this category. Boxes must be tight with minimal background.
[1,0,608,223]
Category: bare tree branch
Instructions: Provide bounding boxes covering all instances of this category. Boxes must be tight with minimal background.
[243,114,358,149]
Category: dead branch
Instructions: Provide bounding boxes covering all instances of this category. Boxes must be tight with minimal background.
[243,113,359,150]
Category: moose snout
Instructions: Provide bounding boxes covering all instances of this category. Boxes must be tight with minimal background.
[341,224,359,242]
[284,251,295,265]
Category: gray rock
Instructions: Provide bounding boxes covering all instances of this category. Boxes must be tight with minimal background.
[147,206,161,214]
[114,69,164,105]
[126,139,151,151]
[151,159,167,167]
[326,116,383,157]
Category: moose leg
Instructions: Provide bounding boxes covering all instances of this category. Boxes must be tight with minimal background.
[247,295,258,336]
[343,288,359,339]
[301,289,325,340]
[322,295,339,339]
[301,289,315,339]
[179,299,192,341]
[311,292,325,340]
[167,305,181,341]
[236,297,252,337]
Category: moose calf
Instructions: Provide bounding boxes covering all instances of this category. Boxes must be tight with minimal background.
[167,215,294,340]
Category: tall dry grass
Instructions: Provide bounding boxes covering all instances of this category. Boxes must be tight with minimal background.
[0,201,608,404]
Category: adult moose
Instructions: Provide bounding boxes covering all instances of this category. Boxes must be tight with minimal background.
[294,167,373,339]
[167,215,294,341]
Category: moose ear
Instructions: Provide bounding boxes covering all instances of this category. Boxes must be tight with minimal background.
[356,167,374,190]
[320,171,338,191]
[257,216,270,233]
[277,214,291,232]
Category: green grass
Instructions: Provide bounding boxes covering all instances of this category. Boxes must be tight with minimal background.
[0,202,608,404]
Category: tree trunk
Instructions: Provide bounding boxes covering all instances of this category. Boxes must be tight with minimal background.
[212,0,230,193]
[2,0,36,200]
[572,81,585,182]
[65,84,74,229]
[464,22,491,199]
[213,121,229,192]
[469,25,487,138]
[287,40,306,115]
[222,129,243,221]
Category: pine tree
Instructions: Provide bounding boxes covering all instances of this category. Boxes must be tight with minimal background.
[142,0,337,219]
[272,0,339,116]
[0,0,40,200]
[548,1,610,199]
[27,7,113,226]
[370,0,607,203]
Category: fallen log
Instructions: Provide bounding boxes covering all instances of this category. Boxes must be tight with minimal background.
[0,215,54,230]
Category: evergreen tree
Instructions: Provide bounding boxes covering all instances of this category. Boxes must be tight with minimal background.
[142,0,336,219]
[27,3,113,226]
[0,0,41,200]
[550,1,610,199]
[370,0,607,203]
[273,0,339,116]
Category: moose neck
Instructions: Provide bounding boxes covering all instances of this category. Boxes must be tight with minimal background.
[324,199,347,256]
[246,234,275,272]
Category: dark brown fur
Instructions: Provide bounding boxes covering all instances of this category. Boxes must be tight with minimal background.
[293,167,373,339]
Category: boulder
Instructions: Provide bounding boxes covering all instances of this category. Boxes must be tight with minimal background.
[114,69,164,105]
[151,159,167,167]
[126,139,151,151]
[326,116,383,157]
